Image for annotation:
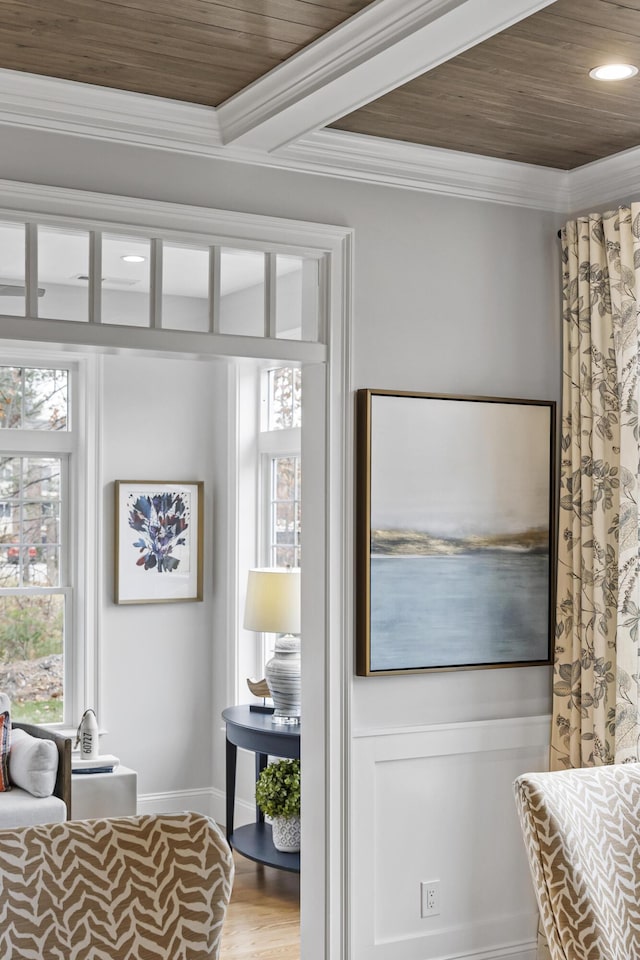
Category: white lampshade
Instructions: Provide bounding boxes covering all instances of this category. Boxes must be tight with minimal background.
[244,568,301,635]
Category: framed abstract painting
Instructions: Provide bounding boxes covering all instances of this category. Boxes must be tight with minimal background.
[114,480,204,604]
[355,390,556,675]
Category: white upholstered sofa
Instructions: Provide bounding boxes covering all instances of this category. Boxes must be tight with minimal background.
[0,692,71,827]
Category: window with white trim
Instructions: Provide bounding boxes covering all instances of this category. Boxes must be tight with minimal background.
[260,366,302,570]
[257,366,301,669]
[0,364,77,724]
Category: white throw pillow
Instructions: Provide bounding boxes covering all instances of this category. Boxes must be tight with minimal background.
[9,728,58,798]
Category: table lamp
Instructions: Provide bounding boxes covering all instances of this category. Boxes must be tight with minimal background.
[244,567,301,724]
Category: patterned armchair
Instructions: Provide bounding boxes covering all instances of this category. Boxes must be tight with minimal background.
[0,811,234,959]
[514,764,640,960]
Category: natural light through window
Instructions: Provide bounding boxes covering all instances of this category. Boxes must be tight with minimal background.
[257,366,302,669]
[262,366,301,570]
[269,457,301,569]
[0,367,71,724]
[267,367,301,431]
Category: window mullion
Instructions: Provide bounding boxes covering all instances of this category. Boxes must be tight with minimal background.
[0,435,72,456]
[209,245,221,334]
[150,238,163,329]
[258,427,301,456]
[25,223,38,319]
[265,253,277,339]
[89,231,102,325]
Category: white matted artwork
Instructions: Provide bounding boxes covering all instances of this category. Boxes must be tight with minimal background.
[114,480,203,604]
[355,391,556,675]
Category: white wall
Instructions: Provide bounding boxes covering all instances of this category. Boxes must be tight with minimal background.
[1,126,562,960]
[100,352,230,816]
[33,274,301,335]
[21,281,209,328]
[218,271,303,337]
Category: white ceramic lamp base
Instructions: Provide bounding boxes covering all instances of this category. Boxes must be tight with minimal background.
[265,634,300,724]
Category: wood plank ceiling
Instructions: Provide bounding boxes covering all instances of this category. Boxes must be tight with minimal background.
[2,0,640,169]
[332,0,640,170]
[0,0,373,106]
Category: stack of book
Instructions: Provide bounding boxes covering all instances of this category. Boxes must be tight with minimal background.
[72,754,120,774]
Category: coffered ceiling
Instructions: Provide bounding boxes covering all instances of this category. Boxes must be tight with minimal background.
[1,0,640,176]
[332,0,640,169]
[0,0,373,107]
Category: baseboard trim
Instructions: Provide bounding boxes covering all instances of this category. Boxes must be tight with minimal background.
[447,945,536,960]
[137,785,255,828]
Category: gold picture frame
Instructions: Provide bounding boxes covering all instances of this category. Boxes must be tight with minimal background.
[356,390,556,675]
[114,480,204,604]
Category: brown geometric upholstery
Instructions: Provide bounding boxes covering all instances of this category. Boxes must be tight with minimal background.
[514,764,640,960]
[0,811,234,959]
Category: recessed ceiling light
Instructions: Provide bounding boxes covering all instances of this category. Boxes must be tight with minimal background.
[121,255,146,263]
[589,63,639,81]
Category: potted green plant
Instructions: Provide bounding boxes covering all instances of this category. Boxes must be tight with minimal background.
[255,758,301,853]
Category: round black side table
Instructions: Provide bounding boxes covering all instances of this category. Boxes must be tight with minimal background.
[222,704,300,873]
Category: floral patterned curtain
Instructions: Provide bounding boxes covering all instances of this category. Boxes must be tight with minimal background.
[537,207,640,960]
[552,207,640,771]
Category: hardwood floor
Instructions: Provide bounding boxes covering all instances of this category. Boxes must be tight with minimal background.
[221,852,300,960]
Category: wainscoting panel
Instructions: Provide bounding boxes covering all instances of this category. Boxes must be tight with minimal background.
[351,715,550,960]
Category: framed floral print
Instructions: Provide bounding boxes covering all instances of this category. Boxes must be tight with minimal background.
[114,480,204,604]
[355,390,556,675]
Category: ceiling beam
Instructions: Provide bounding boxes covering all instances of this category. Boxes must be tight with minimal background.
[216,0,558,153]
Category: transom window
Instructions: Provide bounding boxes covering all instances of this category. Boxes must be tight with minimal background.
[0,221,323,344]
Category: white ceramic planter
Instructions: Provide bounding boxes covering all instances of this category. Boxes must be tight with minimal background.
[272,815,301,853]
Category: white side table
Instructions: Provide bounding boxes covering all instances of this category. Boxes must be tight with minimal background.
[71,765,138,820]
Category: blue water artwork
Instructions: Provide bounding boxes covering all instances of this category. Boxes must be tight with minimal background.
[370,552,549,670]
[356,390,554,674]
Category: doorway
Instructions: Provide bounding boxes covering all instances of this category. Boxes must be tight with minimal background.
[0,184,352,960]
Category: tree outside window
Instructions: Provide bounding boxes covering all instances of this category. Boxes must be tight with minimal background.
[263,366,301,569]
[0,367,69,723]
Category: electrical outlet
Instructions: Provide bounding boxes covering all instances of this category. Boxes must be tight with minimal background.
[420,880,441,917]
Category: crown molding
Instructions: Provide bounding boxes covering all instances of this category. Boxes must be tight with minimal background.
[3,69,640,214]
[279,130,569,211]
[0,68,222,154]
[568,143,640,214]
[0,69,570,211]
[216,0,557,152]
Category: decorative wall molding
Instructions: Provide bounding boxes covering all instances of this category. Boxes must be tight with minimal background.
[352,712,552,744]
[350,715,549,960]
[568,143,640,213]
[280,130,569,211]
[2,69,640,213]
[0,68,221,155]
[216,0,556,151]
